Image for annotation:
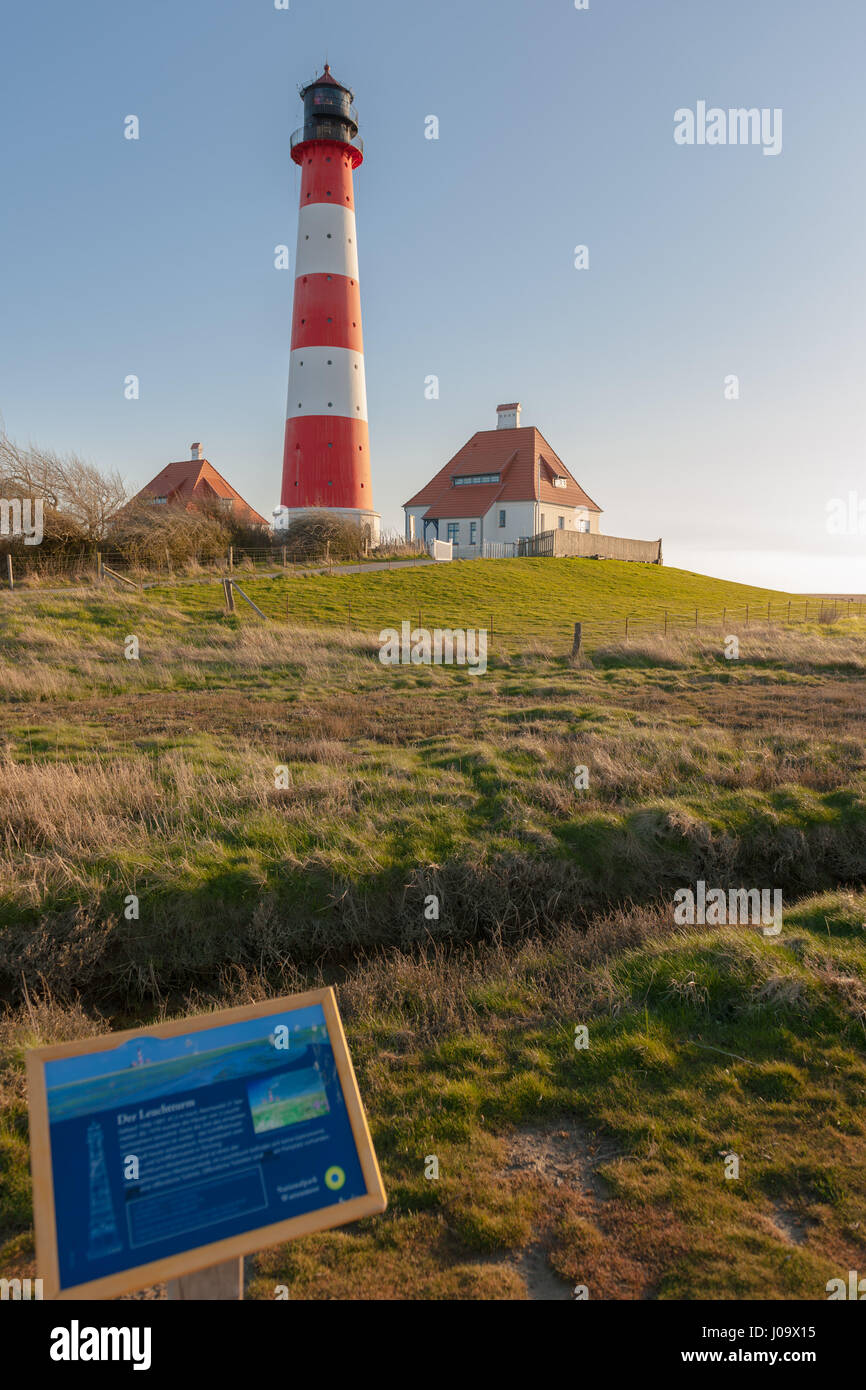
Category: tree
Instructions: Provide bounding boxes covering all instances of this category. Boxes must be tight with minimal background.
[0,435,128,542]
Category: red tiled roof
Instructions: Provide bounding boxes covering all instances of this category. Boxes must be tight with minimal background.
[133,459,269,527]
[403,426,602,518]
[496,402,520,411]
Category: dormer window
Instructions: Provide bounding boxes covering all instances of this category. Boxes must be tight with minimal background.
[553,477,567,488]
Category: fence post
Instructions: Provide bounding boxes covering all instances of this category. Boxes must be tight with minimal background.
[490,611,494,639]
[625,616,629,639]
[787,601,791,622]
[282,546,287,568]
[96,552,102,582]
[6,555,13,590]
[228,546,233,572]
[230,582,267,619]
[167,1256,243,1302]
[571,623,582,659]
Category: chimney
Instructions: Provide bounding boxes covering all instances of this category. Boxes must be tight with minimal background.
[496,402,521,430]
[191,442,202,460]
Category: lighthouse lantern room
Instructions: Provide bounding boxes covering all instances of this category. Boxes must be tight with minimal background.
[278,66,380,543]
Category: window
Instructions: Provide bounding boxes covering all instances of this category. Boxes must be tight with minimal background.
[498,509,506,528]
[453,473,500,486]
[153,496,168,505]
[447,522,459,543]
[553,477,567,489]
[558,516,565,529]
[469,522,477,545]
[578,519,590,533]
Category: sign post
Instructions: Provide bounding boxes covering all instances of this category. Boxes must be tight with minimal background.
[27,987,386,1300]
[166,1257,243,1301]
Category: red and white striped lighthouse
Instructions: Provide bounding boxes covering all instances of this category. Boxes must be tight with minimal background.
[279,66,379,542]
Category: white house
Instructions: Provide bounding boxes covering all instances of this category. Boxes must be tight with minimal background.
[403,403,602,555]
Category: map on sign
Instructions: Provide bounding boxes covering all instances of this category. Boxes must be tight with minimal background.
[27,989,386,1299]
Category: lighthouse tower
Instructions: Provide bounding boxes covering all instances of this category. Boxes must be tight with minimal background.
[278,66,380,543]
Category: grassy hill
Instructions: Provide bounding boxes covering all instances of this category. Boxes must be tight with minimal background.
[146,556,813,649]
[0,557,865,1298]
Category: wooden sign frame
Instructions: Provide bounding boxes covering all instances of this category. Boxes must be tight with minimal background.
[27,987,386,1300]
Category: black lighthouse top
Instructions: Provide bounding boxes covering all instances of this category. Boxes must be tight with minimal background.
[291,64,363,164]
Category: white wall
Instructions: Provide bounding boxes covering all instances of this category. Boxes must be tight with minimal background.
[405,506,429,543]
[481,501,536,547]
[536,502,600,535]
[404,500,601,551]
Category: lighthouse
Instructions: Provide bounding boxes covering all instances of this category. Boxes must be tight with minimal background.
[278,66,380,544]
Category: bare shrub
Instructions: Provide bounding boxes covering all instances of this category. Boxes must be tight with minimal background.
[284,511,368,562]
[110,501,230,569]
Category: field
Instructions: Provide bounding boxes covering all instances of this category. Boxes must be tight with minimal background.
[249,1083,330,1136]
[146,555,841,644]
[1,557,865,1299]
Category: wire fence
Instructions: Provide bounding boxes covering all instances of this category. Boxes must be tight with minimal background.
[3,546,863,654]
[219,592,865,652]
[580,597,864,643]
[562,598,864,655]
[0,541,430,587]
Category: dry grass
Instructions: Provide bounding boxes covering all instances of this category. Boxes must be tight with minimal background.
[589,623,866,672]
[1,588,866,1299]
[0,610,864,1004]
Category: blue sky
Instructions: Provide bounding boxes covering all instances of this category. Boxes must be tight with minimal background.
[2,0,864,590]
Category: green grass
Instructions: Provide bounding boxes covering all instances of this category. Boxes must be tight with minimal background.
[0,557,865,1299]
[145,556,805,645]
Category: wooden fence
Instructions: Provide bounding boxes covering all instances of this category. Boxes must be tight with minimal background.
[519,530,663,563]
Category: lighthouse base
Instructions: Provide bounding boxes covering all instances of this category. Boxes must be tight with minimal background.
[274,506,381,548]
